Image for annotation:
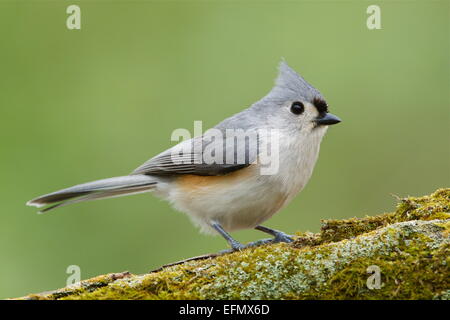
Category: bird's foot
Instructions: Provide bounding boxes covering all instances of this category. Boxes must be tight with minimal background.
[245,233,293,248]
[218,240,246,254]
[219,238,272,254]
[214,223,295,255]
[245,238,274,247]
[254,225,294,244]
[219,236,293,255]
[272,231,294,243]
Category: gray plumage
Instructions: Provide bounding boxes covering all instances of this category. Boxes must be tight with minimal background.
[27,175,157,213]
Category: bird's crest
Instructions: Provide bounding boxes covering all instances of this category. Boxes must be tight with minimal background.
[271,60,324,103]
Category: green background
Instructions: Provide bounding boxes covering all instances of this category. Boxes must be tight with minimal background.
[0,0,448,299]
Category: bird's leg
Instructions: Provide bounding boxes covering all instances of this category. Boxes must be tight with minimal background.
[211,222,245,251]
[255,225,294,243]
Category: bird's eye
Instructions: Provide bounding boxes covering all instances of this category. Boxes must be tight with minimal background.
[290,101,304,115]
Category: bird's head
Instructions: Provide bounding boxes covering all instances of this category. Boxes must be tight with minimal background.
[255,61,341,136]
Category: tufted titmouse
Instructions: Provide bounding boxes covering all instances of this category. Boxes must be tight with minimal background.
[27,61,341,251]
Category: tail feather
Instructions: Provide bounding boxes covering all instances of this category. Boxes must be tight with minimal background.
[27,175,157,213]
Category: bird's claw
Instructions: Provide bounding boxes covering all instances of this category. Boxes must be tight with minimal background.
[219,233,294,255]
[273,232,294,243]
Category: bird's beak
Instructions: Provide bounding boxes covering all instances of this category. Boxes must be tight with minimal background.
[314,113,342,126]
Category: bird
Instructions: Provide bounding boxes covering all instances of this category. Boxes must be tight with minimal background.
[27,61,341,251]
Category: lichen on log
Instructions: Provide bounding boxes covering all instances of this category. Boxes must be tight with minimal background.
[16,188,449,300]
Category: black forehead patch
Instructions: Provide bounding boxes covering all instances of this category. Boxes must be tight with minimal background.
[312,97,328,114]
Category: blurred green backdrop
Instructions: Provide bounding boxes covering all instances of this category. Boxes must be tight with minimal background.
[0,0,448,299]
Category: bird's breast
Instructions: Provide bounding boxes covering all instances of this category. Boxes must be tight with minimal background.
[163,130,324,233]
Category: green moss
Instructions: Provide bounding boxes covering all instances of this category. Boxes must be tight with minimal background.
[22,272,133,300]
[306,188,450,245]
[15,188,449,300]
[319,242,449,300]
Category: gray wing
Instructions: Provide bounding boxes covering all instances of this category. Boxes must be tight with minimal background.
[132,130,258,176]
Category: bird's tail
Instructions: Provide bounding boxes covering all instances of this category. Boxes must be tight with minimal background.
[26,175,157,213]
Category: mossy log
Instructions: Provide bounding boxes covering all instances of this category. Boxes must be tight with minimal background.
[17,188,449,300]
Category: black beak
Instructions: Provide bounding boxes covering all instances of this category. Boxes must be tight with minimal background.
[314,113,342,126]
